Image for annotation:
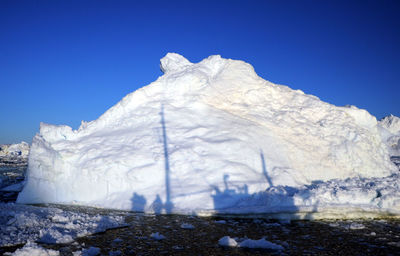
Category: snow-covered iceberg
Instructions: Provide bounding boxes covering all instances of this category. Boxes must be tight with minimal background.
[0,142,29,165]
[17,53,399,218]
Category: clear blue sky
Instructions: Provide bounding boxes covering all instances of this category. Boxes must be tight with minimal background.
[1,0,399,144]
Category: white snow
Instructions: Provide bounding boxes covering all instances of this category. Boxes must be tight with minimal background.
[4,241,59,256]
[223,173,400,219]
[379,115,400,157]
[380,115,400,135]
[218,236,238,247]
[218,236,283,250]
[17,53,399,218]
[348,222,365,230]
[0,203,126,247]
[239,238,284,250]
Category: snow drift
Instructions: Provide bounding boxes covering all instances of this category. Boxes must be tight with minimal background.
[17,53,399,218]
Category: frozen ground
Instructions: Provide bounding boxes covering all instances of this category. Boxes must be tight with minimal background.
[17,53,400,218]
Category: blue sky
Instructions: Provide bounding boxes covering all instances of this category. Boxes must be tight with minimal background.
[1,0,399,144]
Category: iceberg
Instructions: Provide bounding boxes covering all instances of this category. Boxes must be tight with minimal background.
[0,141,29,166]
[0,141,29,159]
[17,53,399,218]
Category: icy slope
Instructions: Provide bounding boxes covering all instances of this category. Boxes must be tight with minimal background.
[17,53,398,217]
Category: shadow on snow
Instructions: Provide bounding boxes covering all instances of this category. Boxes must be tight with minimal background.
[130,104,174,214]
[211,150,302,217]
[128,106,312,217]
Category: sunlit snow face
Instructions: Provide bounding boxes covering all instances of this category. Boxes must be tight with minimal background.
[16,53,400,219]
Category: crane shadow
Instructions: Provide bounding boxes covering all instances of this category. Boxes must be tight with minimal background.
[150,104,174,214]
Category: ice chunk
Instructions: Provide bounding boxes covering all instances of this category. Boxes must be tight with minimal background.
[239,238,284,250]
[180,223,194,229]
[81,247,101,256]
[150,232,165,240]
[1,182,24,192]
[218,236,238,247]
[4,241,59,256]
[39,228,74,244]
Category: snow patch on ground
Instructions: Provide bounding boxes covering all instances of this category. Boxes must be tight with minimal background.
[4,241,59,256]
[0,203,126,247]
[218,236,284,250]
[218,236,238,247]
[239,238,284,250]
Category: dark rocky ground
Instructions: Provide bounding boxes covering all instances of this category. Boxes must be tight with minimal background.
[40,212,400,256]
[1,162,400,255]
